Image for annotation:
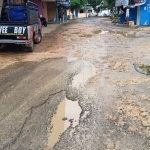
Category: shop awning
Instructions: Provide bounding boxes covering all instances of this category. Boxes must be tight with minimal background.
[115,0,147,7]
[56,0,70,7]
[134,0,147,6]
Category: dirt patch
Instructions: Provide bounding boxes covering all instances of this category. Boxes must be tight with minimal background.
[111,77,150,87]
[79,34,93,38]
[0,25,64,70]
[93,29,102,34]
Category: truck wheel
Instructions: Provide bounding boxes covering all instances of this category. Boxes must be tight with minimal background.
[27,39,34,52]
[34,31,42,44]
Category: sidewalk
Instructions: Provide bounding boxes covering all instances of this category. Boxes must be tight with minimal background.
[41,24,61,36]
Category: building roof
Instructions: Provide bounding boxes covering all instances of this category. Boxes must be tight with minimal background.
[115,0,123,7]
[115,0,147,7]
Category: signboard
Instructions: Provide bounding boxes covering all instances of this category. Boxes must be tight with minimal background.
[0,26,27,35]
[134,0,147,6]
[144,3,150,12]
[56,0,70,6]
[115,0,147,7]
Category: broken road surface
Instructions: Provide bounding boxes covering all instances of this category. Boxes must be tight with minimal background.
[0,18,150,150]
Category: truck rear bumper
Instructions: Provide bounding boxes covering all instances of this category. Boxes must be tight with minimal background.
[0,39,32,44]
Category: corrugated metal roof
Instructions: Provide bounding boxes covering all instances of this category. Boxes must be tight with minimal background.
[115,0,123,6]
[115,0,147,7]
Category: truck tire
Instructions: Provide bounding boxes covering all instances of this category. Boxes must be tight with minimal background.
[27,39,34,52]
[34,31,42,44]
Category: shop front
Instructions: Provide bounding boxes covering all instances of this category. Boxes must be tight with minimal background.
[115,0,150,26]
[41,0,56,22]
[56,0,70,22]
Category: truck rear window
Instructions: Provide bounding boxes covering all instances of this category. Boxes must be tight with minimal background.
[0,2,38,23]
[1,6,27,21]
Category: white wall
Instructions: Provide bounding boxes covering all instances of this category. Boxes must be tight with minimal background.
[78,11,86,18]
[67,9,86,18]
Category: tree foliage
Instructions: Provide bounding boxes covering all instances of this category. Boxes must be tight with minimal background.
[88,0,103,10]
[87,0,115,10]
[105,0,115,9]
[70,0,87,13]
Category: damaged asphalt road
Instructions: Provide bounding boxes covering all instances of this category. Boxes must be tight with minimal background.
[0,58,85,150]
[0,17,150,150]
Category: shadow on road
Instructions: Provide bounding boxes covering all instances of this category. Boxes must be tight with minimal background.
[0,44,32,54]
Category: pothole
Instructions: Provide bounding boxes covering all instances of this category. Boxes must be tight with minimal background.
[48,97,82,149]
[67,57,78,62]
[100,31,108,34]
[72,60,96,88]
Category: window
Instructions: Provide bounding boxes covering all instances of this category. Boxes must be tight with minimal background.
[80,9,84,13]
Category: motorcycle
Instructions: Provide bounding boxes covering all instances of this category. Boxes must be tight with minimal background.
[40,16,47,27]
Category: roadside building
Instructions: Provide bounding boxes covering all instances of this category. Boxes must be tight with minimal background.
[67,9,87,19]
[67,4,94,19]
[1,0,70,23]
[77,8,86,18]
[41,0,56,22]
[115,0,150,26]
[56,0,70,22]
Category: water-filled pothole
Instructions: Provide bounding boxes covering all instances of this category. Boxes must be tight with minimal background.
[48,97,82,149]
[72,60,96,88]
[67,57,78,62]
[100,31,108,34]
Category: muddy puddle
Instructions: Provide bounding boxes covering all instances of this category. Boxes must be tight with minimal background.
[67,57,78,62]
[48,97,82,149]
[72,60,96,88]
[100,31,108,34]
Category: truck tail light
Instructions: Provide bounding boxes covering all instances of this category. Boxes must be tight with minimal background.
[27,25,33,39]
[17,36,26,39]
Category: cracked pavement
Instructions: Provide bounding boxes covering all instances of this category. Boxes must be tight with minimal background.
[0,18,150,150]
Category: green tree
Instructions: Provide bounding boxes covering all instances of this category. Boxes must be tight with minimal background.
[105,0,115,9]
[88,0,103,10]
[88,0,115,10]
[70,0,87,14]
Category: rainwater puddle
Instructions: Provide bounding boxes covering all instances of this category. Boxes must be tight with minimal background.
[72,61,96,88]
[67,57,78,62]
[100,31,108,34]
[48,97,82,149]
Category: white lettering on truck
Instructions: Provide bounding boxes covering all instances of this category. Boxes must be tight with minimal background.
[14,27,18,34]
[0,26,26,34]
[0,26,8,34]
[14,27,26,34]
